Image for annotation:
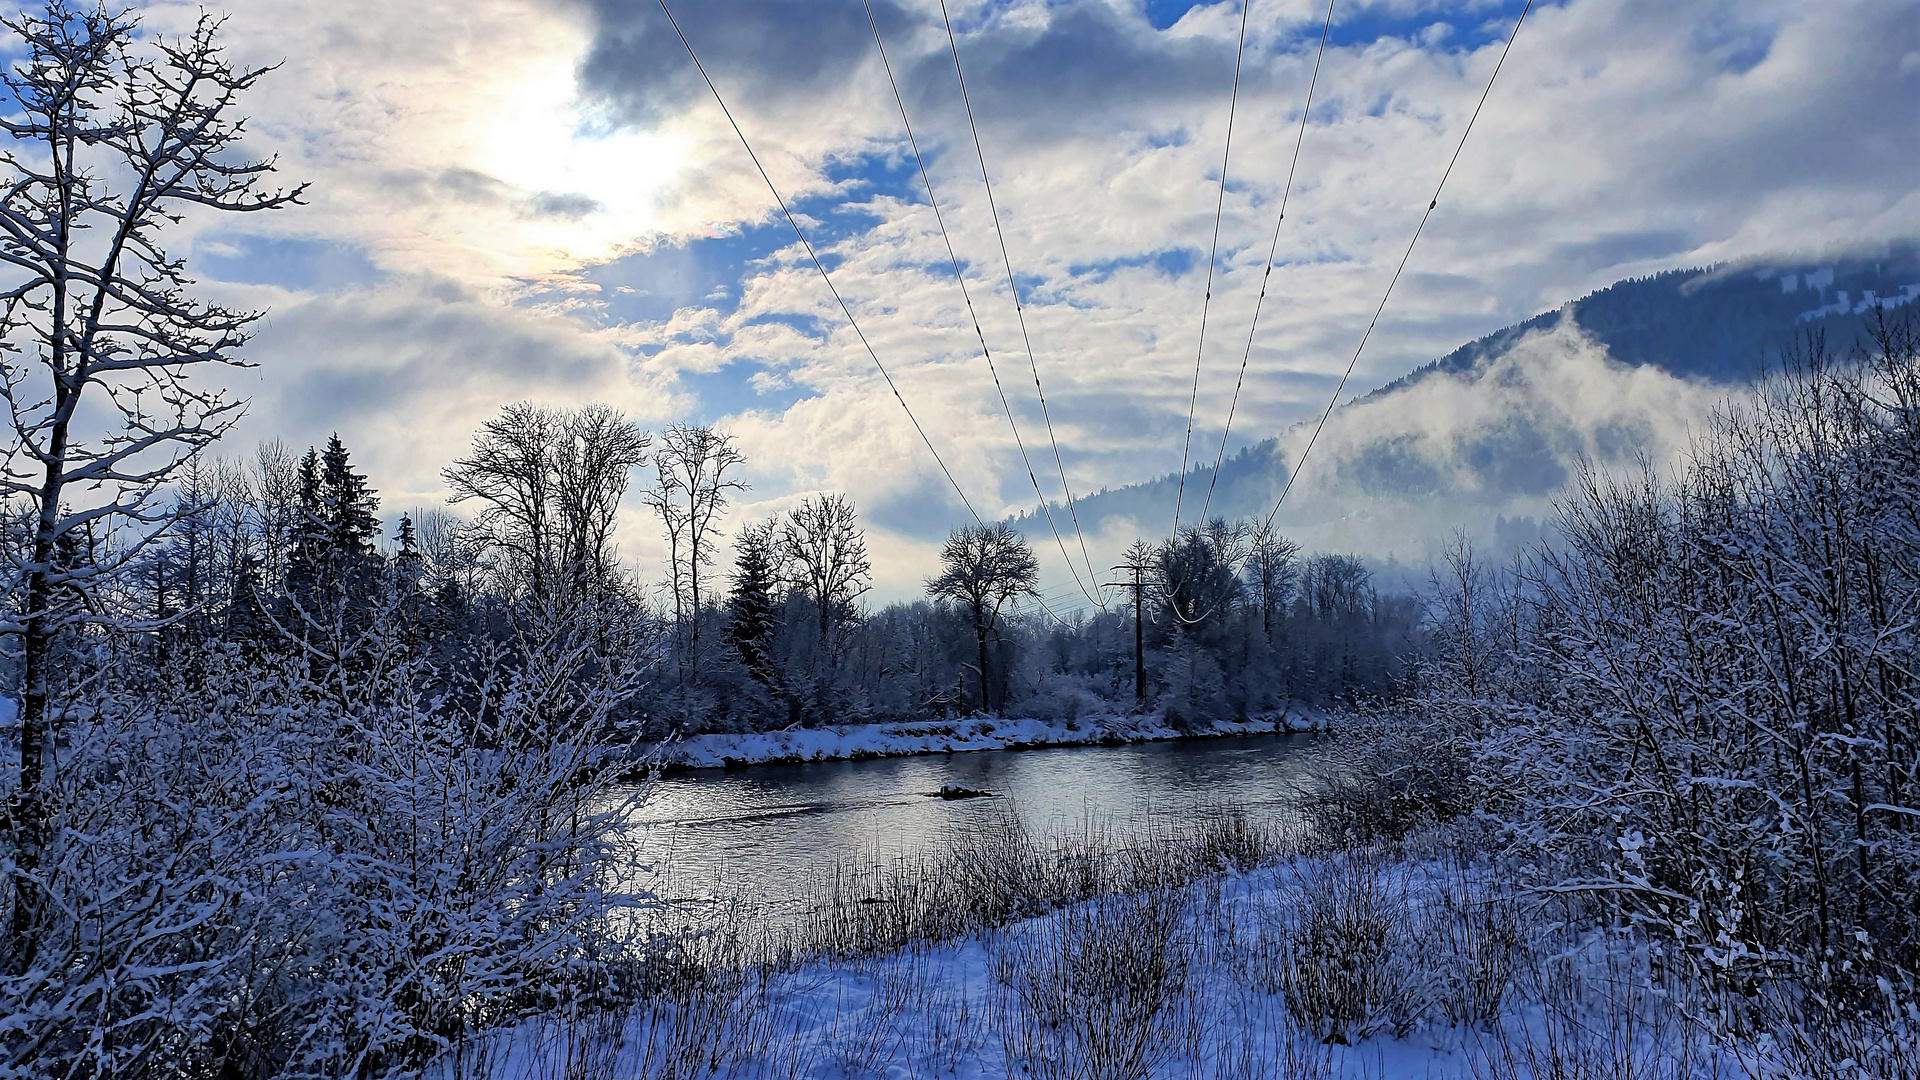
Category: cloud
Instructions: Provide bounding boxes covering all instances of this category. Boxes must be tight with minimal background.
[113,0,1920,601]
[1264,318,1725,559]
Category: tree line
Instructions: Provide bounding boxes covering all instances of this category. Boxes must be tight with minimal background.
[39,403,1421,739]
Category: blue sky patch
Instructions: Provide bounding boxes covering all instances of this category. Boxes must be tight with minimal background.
[676,358,819,424]
[1069,247,1199,282]
[197,234,384,292]
[580,148,929,329]
[1142,0,1210,31]
[1323,0,1539,53]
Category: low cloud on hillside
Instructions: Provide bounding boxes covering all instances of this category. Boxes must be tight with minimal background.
[1050,319,1727,601]
[1269,318,1725,558]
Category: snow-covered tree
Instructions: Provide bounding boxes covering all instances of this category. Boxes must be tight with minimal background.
[0,2,301,959]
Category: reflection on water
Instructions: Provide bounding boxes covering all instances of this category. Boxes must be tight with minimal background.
[624,733,1320,918]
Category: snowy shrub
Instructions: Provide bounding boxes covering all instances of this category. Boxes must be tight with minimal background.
[1447,316,1920,1068]
[1295,710,1473,847]
[1006,672,1109,723]
[1418,858,1526,1027]
[1467,929,1708,1080]
[990,886,1200,1080]
[1264,855,1422,1043]
[0,597,649,1079]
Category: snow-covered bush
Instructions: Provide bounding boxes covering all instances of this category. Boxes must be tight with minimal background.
[1264,855,1421,1043]
[1449,314,1920,1062]
[1294,710,1474,847]
[990,886,1200,1080]
[0,595,649,1079]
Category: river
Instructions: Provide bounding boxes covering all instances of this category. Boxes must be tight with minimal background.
[626,732,1320,920]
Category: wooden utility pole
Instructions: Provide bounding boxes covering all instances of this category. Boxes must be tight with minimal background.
[1109,541,1156,710]
[1117,564,1145,709]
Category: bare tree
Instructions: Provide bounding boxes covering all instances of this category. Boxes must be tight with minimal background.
[553,402,649,593]
[444,401,649,601]
[1246,526,1300,639]
[1301,553,1374,619]
[781,492,871,651]
[1428,530,1490,697]
[926,522,1038,713]
[444,402,560,598]
[643,423,746,680]
[0,4,300,955]
[250,438,299,590]
[412,504,489,604]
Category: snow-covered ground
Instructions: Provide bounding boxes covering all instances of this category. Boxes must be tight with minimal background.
[653,708,1331,770]
[465,847,1717,1080]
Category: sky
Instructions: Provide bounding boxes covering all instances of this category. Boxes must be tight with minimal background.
[125,0,1920,605]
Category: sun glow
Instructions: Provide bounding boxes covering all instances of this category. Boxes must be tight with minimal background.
[472,54,693,275]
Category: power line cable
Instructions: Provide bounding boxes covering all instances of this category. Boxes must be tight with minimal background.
[658,0,1077,630]
[1261,0,1534,536]
[1197,0,1336,528]
[1170,0,1253,537]
[862,0,1102,610]
[936,0,1106,606]
[655,0,983,525]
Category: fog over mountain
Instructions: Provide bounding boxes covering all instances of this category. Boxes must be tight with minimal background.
[1016,246,1920,577]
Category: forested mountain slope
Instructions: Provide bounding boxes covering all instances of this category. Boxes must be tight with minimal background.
[1369,246,1920,397]
[1019,247,1920,550]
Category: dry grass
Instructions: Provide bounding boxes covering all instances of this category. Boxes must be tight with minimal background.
[989,885,1201,1080]
[778,805,1285,962]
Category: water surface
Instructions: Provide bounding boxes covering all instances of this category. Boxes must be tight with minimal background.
[627,733,1319,918]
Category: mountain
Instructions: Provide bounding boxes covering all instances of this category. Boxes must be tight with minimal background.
[1016,247,1920,560]
[1369,245,1920,398]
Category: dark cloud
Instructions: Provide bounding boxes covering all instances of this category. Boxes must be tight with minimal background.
[576,0,1284,144]
[521,191,605,220]
[578,0,917,125]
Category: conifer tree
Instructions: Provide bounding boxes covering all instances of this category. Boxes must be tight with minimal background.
[727,518,782,686]
[320,434,380,558]
[394,513,422,578]
[289,447,326,589]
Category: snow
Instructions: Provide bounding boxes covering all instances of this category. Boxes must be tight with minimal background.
[652,709,1331,771]
[464,850,1721,1079]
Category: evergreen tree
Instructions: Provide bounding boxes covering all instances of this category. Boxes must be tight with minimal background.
[288,446,327,590]
[224,553,266,646]
[320,433,380,558]
[727,518,782,687]
[394,513,422,580]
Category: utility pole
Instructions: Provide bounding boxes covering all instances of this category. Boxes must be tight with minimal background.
[1108,540,1156,711]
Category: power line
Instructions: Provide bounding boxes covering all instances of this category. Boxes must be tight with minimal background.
[654,0,983,526]
[1197,0,1336,528]
[1171,0,1253,538]
[658,0,1077,631]
[1261,0,1535,536]
[862,0,1102,610]
[936,0,1106,606]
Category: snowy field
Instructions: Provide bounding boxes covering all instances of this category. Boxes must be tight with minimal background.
[458,838,1726,1080]
[655,710,1332,770]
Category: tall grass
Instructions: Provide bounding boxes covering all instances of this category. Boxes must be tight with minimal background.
[779,805,1283,961]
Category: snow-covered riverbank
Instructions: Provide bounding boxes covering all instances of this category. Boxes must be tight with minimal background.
[467,843,1719,1080]
[651,708,1330,771]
